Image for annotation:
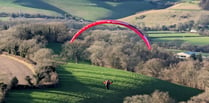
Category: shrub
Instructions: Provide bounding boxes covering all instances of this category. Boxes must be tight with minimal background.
[10,77,18,89]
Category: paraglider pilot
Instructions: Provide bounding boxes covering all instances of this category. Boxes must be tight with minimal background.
[103,80,113,90]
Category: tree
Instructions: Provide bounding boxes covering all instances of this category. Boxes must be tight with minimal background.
[137,58,165,77]
[10,77,18,89]
[33,72,45,85]
[197,15,209,36]
[103,45,126,69]
[32,48,55,68]
[200,0,209,10]
[19,39,41,58]
[87,41,107,66]
[0,82,7,93]
[25,76,33,86]
[62,40,87,63]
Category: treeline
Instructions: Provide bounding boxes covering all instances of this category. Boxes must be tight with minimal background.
[158,41,209,53]
[62,29,178,71]
[139,20,195,32]
[0,12,83,21]
[137,14,209,35]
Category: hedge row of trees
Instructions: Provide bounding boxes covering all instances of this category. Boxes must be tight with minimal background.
[139,21,195,32]
[0,12,84,21]
[157,41,209,53]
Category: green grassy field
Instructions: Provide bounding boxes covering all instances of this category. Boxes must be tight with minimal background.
[0,0,165,21]
[44,0,158,21]
[0,0,60,17]
[120,0,208,28]
[6,63,203,103]
[149,32,209,46]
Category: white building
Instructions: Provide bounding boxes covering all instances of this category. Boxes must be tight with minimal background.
[176,51,196,59]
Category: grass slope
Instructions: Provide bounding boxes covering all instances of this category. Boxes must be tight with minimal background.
[44,0,158,21]
[149,32,209,46]
[120,1,209,27]
[0,0,170,21]
[0,0,61,16]
[6,63,203,103]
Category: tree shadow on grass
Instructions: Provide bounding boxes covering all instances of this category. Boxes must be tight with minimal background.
[13,0,66,15]
[81,77,203,103]
[61,64,203,102]
[88,0,179,20]
[5,66,90,103]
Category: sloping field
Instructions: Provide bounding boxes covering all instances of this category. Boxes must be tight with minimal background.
[44,0,158,21]
[6,63,203,103]
[0,0,163,21]
[120,2,209,27]
[0,0,61,17]
[0,55,34,85]
[149,32,209,45]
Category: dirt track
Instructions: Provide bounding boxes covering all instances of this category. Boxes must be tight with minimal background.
[0,55,34,85]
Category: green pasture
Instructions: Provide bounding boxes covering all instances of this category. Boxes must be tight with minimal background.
[0,0,60,17]
[45,0,157,21]
[0,0,161,21]
[6,63,203,103]
[149,32,209,46]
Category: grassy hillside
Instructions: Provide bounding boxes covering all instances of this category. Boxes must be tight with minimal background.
[6,63,203,103]
[120,1,209,28]
[149,32,209,45]
[44,0,158,21]
[0,0,170,21]
[0,0,61,16]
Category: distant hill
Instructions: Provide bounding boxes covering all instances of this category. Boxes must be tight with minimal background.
[0,0,206,27]
[120,1,209,28]
[0,0,178,21]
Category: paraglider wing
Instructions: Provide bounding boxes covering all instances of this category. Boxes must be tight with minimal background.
[70,20,151,50]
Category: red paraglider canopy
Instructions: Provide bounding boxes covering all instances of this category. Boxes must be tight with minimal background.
[70,20,152,50]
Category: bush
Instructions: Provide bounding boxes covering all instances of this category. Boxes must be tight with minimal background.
[10,77,18,89]
[25,76,33,86]
[0,82,7,103]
